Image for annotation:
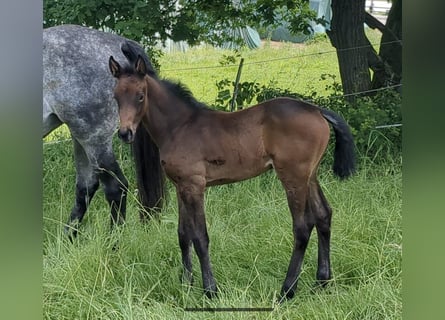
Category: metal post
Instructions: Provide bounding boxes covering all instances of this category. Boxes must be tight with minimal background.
[230,58,244,112]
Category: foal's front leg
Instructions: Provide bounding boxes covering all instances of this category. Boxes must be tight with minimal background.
[177,191,193,285]
[177,180,217,298]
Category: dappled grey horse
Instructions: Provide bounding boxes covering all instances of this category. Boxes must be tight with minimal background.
[43,25,164,238]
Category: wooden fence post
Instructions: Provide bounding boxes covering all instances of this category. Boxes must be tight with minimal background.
[230,58,244,112]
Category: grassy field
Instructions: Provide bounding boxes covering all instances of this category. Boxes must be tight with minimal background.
[158,31,382,105]
[43,29,401,319]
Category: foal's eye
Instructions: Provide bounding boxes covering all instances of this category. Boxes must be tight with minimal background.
[138,94,144,102]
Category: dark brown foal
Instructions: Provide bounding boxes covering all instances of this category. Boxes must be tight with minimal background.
[109,52,355,299]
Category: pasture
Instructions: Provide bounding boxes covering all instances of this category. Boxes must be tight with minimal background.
[43,29,401,319]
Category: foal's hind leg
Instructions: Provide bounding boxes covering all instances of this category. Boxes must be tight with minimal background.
[276,167,314,300]
[65,139,99,240]
[312,181,332,285]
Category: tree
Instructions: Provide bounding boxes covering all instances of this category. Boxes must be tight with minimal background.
[326,0,402,99]
[368,0,402,90]
[326,0,371,97]
[43,0,320,69]
[44,0,401,97]
[44,1,320,46]
[43,0,178,47]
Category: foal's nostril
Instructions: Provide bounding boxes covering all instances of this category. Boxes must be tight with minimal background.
[117,129,125,140]
[127,129,133,142]
[118,129,133,143]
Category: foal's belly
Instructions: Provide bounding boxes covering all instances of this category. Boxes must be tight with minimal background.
[205,156,273,186]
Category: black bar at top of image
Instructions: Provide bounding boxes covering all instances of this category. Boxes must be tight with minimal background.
[184,307,274,312]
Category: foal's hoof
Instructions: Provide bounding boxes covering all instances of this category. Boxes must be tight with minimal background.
[279,286,296,301]
[315,279,330,288]
[204,285,218,299]
[310,279,332,294]
[280,289,295,300]
[315,271,332,289]
[64,224,78,243]
[180,271,194,286]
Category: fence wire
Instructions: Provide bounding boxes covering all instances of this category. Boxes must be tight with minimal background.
[43,40,402,145]
[161,40,402,72]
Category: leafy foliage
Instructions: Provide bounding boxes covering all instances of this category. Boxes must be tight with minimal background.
[309,75,402,161]
[214,78,261,110]
[213,73,402,162]
[44,0,320,46]
[44,0,176,45]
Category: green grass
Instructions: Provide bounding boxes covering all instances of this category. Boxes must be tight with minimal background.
[159,37,340,104]
[43,29,401,319]
[158,29,382,105]
[43,28,381,143]
[43,140,401,319]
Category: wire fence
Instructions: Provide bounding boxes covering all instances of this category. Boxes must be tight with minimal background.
[321,83,402,101]
[43,82,402,146]
[161,40,402,72]
[43,39,402,146]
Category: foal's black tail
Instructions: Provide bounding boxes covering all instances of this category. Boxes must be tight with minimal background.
[121,40,165,220]
[321,109,356,179]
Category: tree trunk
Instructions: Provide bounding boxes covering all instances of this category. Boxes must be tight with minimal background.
[371,0,402,89]
[327,0,371,101]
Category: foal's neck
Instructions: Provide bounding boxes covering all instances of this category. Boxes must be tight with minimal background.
[142,76,194,147]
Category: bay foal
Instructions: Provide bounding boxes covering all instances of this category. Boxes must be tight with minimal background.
[109,51,356,299]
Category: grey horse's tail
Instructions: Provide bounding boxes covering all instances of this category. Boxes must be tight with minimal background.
[121,41,165,221]
[321,109,357,179]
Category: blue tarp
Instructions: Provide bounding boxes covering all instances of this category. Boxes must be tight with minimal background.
[267,0,332,43]
[221,26,261,50]
[161,0,332,51]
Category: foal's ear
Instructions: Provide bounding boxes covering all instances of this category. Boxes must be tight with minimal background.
[135,55,147,75]
[109,56,121,78]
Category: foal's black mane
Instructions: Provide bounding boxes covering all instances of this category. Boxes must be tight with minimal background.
[160,79,209,110]
[119,65,208,111]
[120,40,208,111]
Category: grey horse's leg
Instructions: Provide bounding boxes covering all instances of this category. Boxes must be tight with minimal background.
[64,138,99,240]
[64,138,128,241]
[96,148,128,229]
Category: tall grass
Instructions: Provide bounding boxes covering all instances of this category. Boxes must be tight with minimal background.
[158,30,381,104]
[44,138,401,319]
[43,29,401,319]
[159,37,340,104]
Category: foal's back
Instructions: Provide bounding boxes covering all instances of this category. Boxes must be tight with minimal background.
[172,98,330,186]
[203,97,330,156]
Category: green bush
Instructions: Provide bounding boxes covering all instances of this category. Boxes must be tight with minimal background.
[309,76,402,162]
[212,74,402,163]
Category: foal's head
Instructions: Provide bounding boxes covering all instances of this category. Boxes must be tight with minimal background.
[109,55,149,143]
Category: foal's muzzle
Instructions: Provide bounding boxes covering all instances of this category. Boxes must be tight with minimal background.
[118,128,134,143]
